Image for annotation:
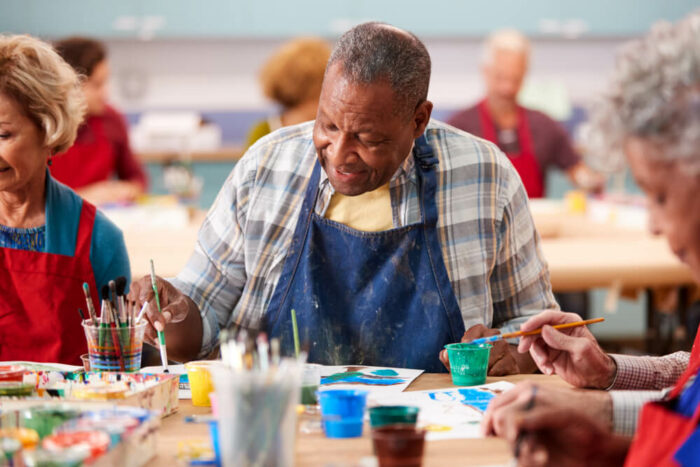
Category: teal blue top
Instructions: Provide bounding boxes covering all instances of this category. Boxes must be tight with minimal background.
[0,172,131,293]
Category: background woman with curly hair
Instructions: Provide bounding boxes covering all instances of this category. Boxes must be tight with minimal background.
[246,37,331,148]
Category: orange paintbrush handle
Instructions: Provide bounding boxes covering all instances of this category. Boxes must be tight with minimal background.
[501,317,605,340]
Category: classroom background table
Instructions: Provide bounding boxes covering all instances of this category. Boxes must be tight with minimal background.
[122,201,694,290]
[151,373,570,467]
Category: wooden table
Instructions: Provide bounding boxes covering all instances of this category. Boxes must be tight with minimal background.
[151,373,569,467]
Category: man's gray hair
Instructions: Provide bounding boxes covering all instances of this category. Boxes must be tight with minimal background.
[482,29,530,65]
[327,22,431,115]
[581,11,700,173]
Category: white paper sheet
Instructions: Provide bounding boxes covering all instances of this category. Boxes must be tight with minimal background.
[371,381,515,440]
[318,365,423,395]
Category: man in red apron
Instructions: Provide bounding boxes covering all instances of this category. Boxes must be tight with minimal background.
[447,29,603,198]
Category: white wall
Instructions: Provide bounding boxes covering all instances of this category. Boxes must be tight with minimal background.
[106,37,625,113]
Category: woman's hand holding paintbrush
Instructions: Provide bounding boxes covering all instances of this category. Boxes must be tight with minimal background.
[516,310,616,389]
[127,273,203,362]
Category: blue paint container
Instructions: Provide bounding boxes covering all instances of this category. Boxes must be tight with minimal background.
[318,389,368,438]
[209,420,221,467]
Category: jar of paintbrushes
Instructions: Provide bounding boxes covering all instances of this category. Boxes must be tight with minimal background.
[80,277,147,372]
[211,330,304,467]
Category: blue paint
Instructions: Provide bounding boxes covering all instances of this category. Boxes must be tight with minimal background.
[321,375,407,386]
[371,369,399,376]
[427,388,495,413]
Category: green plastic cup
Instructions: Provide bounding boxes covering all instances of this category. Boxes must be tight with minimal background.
[369,406,420,429]
[445,342,492,386]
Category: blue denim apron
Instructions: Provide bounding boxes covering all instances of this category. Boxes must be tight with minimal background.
[264,135,465,371]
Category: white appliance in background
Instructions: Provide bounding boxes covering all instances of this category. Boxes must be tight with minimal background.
[129,111,222,154]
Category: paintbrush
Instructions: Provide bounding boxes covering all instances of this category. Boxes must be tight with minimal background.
[136,302,149,324]
[99,285,111,348]
[115,276,127,326]
[108,280,126,372]
[257,333,269,372]
[108,280,118,317]
[82,282,97,324]
[149,259,169,373]
[291,308,300,358]
[467,318,606,345]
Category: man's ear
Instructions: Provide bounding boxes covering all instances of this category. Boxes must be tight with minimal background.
[412,100,433,139]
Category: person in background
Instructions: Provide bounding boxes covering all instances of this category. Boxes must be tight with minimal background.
[0,35,130,364]
[246,37,331,148]
[483,12,700,466]
[447,29,604,199]
[128,23,556,372]
[450,29,601,320]
[52,37,147,205]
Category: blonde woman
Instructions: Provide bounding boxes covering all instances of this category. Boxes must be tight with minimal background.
[0,35,130,364]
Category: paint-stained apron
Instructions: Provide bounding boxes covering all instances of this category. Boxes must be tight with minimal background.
[265,135,465,372]
[624,325,700,466]
[0,202,99,365]
[477,100,544,198]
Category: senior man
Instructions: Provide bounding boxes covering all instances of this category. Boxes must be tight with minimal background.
[129,23,556,373]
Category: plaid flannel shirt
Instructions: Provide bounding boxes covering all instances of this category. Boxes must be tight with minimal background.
[171,120,557,357]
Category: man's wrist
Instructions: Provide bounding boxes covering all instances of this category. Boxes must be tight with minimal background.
[600,354,618,390]
[587,390,614,431]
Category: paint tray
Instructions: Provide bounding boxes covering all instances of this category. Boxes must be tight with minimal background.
[0,400,160,466]
[3,371,180,418]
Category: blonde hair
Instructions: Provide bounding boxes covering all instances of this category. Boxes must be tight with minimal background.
[0,34,86,154]
[482,29,530,65]
[260,37,331,109]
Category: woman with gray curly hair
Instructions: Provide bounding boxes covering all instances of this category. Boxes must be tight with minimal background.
[481,12,700,467]
[0,35,130,364]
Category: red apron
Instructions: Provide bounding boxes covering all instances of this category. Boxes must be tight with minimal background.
[0,202,100,365]
[477,100,545,198]
[624,326,700,466]
[50,116,115,189]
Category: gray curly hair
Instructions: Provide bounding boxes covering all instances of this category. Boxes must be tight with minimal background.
[582,11,700,173]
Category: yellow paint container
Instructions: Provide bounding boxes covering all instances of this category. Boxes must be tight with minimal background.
[185,360,217,407]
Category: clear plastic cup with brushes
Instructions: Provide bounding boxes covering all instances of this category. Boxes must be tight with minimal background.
[81,277,146,372]
[82,320,147,372]
[214,331,304,467]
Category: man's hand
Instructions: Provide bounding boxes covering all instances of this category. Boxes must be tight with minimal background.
[127,275,192,346]
[499,404,629,467]
[482,382,612,438]
[440,324,525,376]
[518,310,616,389]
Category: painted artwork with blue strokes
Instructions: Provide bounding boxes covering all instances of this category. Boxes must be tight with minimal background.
[427,388,495,412]
[318,365,423,393]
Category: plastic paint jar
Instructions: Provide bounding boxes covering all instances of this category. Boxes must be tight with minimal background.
[0,365,25,382]
[369,406,419,429]
[445,342,492,386]
[185,360,218,407]
[318,389,368,438]
[372,425,426,467]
